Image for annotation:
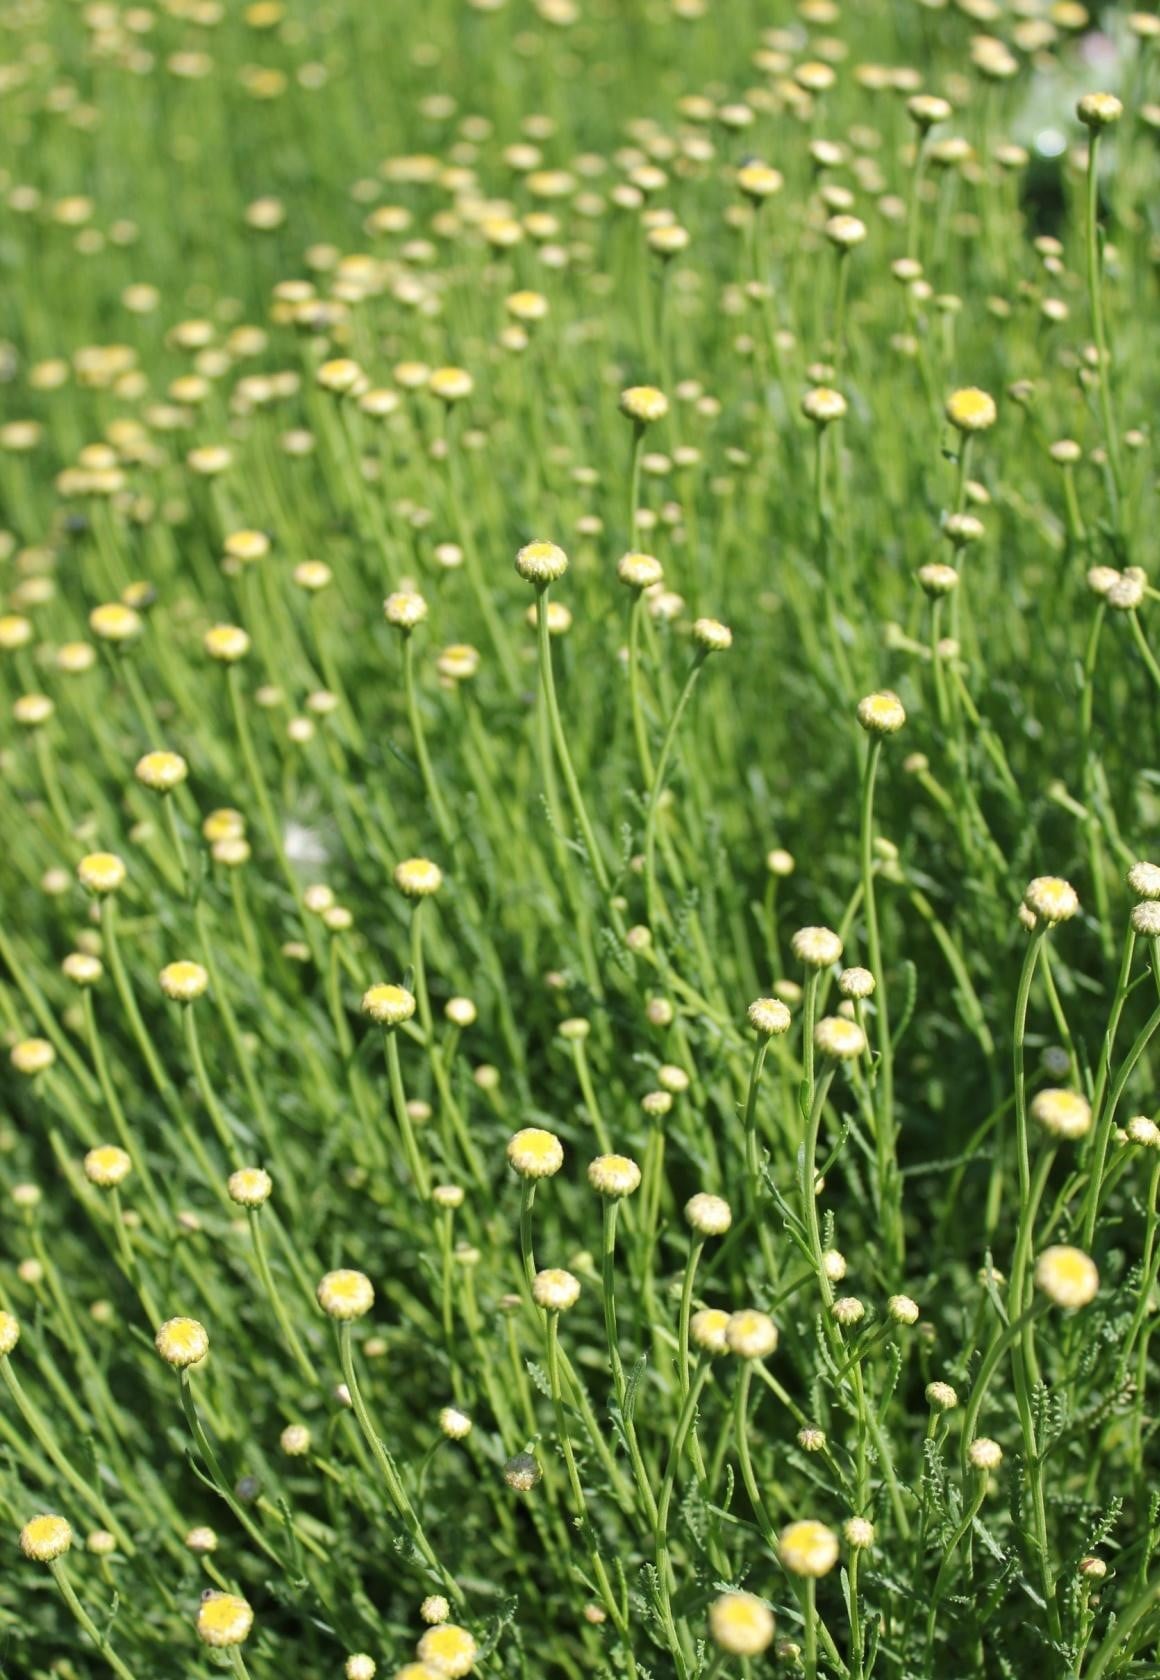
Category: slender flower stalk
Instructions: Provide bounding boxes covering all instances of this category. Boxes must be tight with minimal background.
[741,1037,778,1279]
[643,649,707,927]
[384,1028,431,1200]
[48,1554,140,1680]
[336,1321,460,1603]
[79,990,165,1227]
[534,581,612,896]
[1081,114,1125,542]
[402,633,456,850]
[543,1308,638,1679]
[598,1195,658,1529]
[857,732,899,1262]
[178,1369,286,1570]
[2,1358,132,1548]
[248,1208,317,1385]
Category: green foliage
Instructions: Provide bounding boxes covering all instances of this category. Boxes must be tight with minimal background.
[0,3,1159,1679]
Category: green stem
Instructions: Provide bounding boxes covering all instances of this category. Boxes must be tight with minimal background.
[249,1209,317,1385]
[385,1028,431,1199]
[403,634,456,850]
[1082,995,1160,1249]
[81,990,165,1227]
[178,1370,285,1570]
[182,1005,237,1164]
[601,1199,658,1528]
[1084,130,1125,541]
[733,1361,777,1550]
[545,1311,637,1676]
[536,582,611,896]
[49,1558,139,1680]
[337,1322,460,1602]
[643,653,706,927]
[1,1359,132,1550]
[1083,1571,1160,1680]
[859,737,899,1267]
[742,1038,778,1280]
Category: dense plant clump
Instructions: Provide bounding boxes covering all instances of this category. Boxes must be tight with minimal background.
[2,2,1160,1677]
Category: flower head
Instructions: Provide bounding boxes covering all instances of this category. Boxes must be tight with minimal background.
[969,1437,1003,1470]
[1127,861,1160,900]
[203,624,251,662]
[945,387,997,432]
[0,1312,20,1356]
[685,1193,732,1236]
[90,603,142,643]
[429,366,474,404]
[620,385,669,425]
[587,1154,642,1198]
[503,1451,541,1491]
[778,1519,839,1577]
[362,983,416,1026]
[13,695,53,727]
[20,1514,72,1562]
[1024,876,1079,925]
[725,1308,778,1358]
[792,926,843,968]
[84,1146,132,1189]
[1131,902,1160,937]
[11,1038,55,1076]
[692,617,732,652]
[439,1406,473,1440]
[690,1308,731,1354]
[78,852,126,894]
[737,162,783,200]
[395,858,443,897]
[134,750,188,792]
[918,561,960,596]
[224,530,270,564]
[1031,1089,1092,1140]
[228,1167,273,1207]
[196,1592,254,1647]
[802,387,847,425]
[708,1592,774,1656]
[384,590,428,630]
[908,93,952,129]
[159,960,208,1002]
[417,1624,478,1677]
[814,1016,867,1059]
[515,539,569,584]
[155,1316,209,1367]
[1077,92,1123,129]
[507,1128,564,1178]
[857,691,906,734]
[746,994,790,1034]
[532,1268,581,1311]
[1035,1245,1099,1308]
[317,1269,375,1320]
[617,551,664,591]
[825,213,866,250]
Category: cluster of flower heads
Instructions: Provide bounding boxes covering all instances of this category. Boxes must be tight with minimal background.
[2,0,1159,1674]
